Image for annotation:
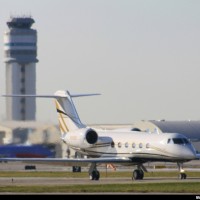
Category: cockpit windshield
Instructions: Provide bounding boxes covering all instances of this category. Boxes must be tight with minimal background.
[182,138,189,144]
[173,138,184,144]
[171,138,190,145]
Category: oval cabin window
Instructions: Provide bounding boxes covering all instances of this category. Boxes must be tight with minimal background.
[111,141,115,148]
[118,142,122,148]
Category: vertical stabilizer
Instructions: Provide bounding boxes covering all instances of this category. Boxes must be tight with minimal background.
[54,90,86,134]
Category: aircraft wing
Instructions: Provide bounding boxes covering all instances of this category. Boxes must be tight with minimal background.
[0,157,131,166]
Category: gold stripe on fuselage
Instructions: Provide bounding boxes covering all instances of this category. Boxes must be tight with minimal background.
[55,100,69,132]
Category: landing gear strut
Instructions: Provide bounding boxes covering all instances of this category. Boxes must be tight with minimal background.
[89,163,100,181]
[177,162,187,180]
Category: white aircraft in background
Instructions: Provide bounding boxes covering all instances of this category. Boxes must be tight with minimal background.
[1,90,198,180]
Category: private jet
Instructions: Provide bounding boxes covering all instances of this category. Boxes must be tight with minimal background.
[1,90,197,180]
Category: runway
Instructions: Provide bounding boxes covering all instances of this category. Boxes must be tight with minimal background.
[0,177,200,186]
[0,160,200,171]
[0,161,200,186]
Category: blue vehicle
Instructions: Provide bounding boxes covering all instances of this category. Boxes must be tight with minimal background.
[0,144,55,158]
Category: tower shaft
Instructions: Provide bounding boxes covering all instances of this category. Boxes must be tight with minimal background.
[4,17,38,121]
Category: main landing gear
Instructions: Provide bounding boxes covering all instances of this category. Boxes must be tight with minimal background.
[132,169,144,180]
[177,162,187,180]
[89,163,100,181]
[88,163,148,181]
[132,164,147,180]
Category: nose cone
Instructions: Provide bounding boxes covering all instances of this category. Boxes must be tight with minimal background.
[184,146,196,160]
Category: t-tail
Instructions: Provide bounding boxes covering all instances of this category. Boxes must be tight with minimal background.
[54,90,85,134]
[54,90,100,134]
[2,90,100,137]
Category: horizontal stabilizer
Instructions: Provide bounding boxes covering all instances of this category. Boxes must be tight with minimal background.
[70,93,101,98]
[2,90,101,99]
[2,94,62,98]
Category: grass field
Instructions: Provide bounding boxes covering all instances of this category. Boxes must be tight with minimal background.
[0,182,200,193]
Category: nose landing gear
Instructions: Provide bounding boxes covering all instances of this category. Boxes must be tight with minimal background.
[177,162,187,180]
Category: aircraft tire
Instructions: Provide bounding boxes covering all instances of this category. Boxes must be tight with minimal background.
[90,170,100,181]
[179,173,187,180]
[132,170,140,180]
[138,170,144,180]
[94,170,100,180]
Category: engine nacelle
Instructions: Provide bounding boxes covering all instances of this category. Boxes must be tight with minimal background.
[85,129,98,144]
[65,128,98,148]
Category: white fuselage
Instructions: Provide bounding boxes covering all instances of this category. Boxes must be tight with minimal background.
[66,130,196,164]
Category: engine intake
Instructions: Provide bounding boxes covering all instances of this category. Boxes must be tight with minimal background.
[85,129,98,144]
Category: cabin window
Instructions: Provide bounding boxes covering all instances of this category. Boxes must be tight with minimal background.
[139,143,143,148]
[146,143,150,148]
[167,139,171,144]
[132,143,136,148]
[125,142,129,148]
[118,142,122,148]
[111,141,115,148]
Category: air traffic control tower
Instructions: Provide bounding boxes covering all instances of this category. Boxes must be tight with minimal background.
[4,17,38,121]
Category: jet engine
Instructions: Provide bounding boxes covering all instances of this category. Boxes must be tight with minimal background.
[65,128,98,148]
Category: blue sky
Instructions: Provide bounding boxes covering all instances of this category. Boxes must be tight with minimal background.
[0,0,200,124]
